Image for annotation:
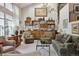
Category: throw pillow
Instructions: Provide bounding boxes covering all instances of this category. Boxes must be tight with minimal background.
[61,34,69,43]
[59,44,65,47]
[65,35,72,43]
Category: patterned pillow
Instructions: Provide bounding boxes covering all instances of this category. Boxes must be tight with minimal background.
[61,34,69,43]
[72,36,79,43]
[65,35,72,43]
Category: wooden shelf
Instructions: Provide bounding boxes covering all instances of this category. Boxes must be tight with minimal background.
[25,18,55,30]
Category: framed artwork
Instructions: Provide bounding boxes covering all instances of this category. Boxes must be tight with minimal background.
[76,15,79,21]
[69,12,79,22]
[63,19,68,28]
[35,8,47,17]
[72,23,79,34]
[69,12,76,22]
[73,4,79,13]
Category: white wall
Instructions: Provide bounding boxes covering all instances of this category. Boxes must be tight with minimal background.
[59,4,71,34]
[21,3,58,29]
[59,4,79,36]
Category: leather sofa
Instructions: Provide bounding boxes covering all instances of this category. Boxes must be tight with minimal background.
[52,34,79,56]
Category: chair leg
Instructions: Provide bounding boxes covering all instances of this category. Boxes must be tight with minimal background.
[0,45,3,56]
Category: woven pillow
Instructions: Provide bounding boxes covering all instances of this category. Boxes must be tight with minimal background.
[61,34,69,43]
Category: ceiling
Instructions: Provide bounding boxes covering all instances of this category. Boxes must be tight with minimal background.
[14,3,33,8]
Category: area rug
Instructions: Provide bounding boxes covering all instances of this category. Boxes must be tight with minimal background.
[3,51,41,56]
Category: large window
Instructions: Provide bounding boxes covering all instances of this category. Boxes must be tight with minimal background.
[0,3,20,36]
[13,4,20,26]
[5,3,13,12]
[0,19,4,36]
[5,14,14,35]
[0,12,4,18]
[0,12,4,36]
[14,5,19,17]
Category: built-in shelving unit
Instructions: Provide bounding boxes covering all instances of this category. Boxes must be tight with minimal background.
[25,18,55,31]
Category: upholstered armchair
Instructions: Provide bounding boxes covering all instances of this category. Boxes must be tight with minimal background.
[22,31,34,44]
[0,36,16,55]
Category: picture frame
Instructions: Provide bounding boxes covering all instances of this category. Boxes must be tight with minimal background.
[35,8,47,17]
[72,23,79,34]
[76,15,79,21]
[69,12,79,22]
[73,4,79,13]
[69,12,75,22]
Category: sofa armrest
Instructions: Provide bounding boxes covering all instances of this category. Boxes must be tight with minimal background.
[64,43,75,48]
[60,48,68,56]
[64,43,76,55]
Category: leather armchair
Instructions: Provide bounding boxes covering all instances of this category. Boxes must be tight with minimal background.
[0,36,16,55]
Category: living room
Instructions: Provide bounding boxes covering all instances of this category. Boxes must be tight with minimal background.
[0,3,79,56]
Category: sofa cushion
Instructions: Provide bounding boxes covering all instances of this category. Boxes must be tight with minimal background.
[53,40,64,49]
[65,35,72,43]
[4,40,16,46]
[71,36,79,43]
[60,34,69,43]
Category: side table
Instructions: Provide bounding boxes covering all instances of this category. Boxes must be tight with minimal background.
[36,44,50,56]
[36,40,51,56]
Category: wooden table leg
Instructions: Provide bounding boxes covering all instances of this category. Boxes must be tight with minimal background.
[49,45,50,56]
[36,45,38,50]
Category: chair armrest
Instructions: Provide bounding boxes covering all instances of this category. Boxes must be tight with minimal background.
[0,40,5,44]
[0,44,3,55]
[0,41,3,44]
